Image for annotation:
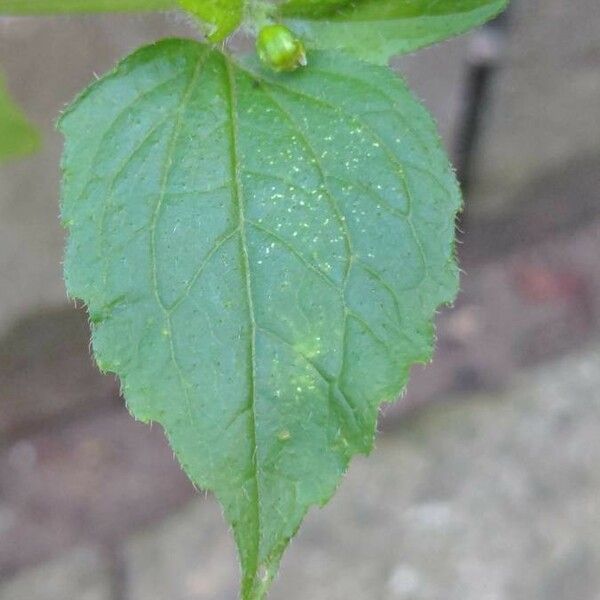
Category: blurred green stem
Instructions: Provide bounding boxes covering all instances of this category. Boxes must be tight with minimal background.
[0,0,178,14]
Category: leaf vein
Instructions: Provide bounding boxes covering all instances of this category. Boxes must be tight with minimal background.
[224,57,262,580]
[149,49,210,426]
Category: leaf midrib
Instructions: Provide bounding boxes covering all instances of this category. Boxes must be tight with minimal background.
[223,55,262,585]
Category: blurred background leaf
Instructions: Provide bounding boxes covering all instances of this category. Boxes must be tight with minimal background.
[0,0,177,14]
[280,0,509,63]
[0,71,40,162]
[177,0,244,40]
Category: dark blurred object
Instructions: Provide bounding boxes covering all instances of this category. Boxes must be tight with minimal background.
[454,9,510,192]
[464,154,600,260]
[0,306,118,442]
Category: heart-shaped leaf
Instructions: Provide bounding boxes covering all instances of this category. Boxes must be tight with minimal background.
[59,39,460,598]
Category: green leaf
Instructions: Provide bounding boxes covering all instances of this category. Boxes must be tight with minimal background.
[0,0,177,14]
[278,0,353,19]
[59,39,460,598]
[178,0,244,40]
[0,72,39,162]
[280,0,509,63]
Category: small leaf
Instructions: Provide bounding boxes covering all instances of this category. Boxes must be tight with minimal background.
[178,0,244,40]
[59,39,461,598]
[278,0,353,18]
[280,0,509,63]
[0,72,39,162]
[0,0,177,14]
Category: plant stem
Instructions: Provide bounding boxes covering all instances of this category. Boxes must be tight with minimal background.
[0,0,178,14]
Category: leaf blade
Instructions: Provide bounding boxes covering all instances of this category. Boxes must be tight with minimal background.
[178,0,244,40]
[281,0,509,63]
[0,0,177,14]
[59,40,461,598]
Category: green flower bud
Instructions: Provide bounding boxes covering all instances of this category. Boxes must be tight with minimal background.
[256,24,307,72]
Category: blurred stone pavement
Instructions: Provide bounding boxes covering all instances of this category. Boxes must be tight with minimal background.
[2,345,600,600]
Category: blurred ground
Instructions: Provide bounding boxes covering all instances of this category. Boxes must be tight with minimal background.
[1,1,600,598]
[2,346,600,600]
